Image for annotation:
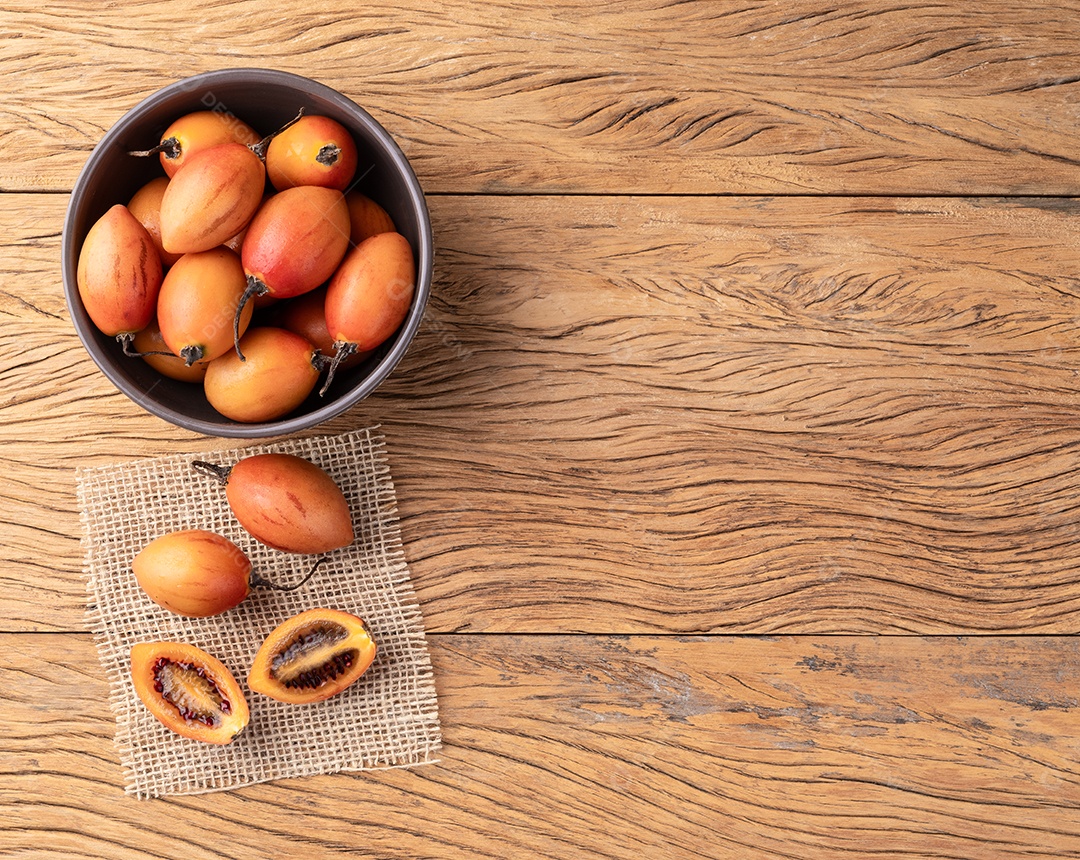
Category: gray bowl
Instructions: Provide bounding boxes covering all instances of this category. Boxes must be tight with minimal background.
[62,69,432,438]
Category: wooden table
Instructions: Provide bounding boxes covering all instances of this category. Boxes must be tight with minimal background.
[3,2,1079,857]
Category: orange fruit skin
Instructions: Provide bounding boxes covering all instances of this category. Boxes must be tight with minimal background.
[132,319,208,383]
[204,327,319,423]
[325,232,416,351]
[266,115,358,192]
[345,192,396,245]
[226,453,354,554]
[266,287,370,368]
[156,247,253,364]
[76,204,163,337]
[160,143,265,255]
[247,608,376,704]
[128,177,182,268]
[132,529,252,617]
[241,185,351,299]
[131,641,250,744]
[158,110,261,179]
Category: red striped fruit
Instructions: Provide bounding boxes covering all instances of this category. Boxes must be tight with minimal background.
[192,453,353,554]
[76,204,163,339]
[159,142,265,255]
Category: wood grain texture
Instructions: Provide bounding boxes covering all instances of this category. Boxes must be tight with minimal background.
[2,633,1077,859]
[3,1,1080,194]
[4,193,1080,633]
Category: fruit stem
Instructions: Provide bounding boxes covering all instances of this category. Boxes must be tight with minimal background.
[128,136,181,159]
[315,143,341,167]
[118,332,174,359]
[234,277,269,361]
[249,108,306,161]
[180,344,204,367]
[317,341,358,397]
[190,460,233,486]
[251,557,327,592]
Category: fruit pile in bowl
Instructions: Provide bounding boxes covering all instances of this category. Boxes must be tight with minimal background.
[62,69,433,438]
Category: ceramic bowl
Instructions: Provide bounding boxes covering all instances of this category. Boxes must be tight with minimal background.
[62,68,432,437]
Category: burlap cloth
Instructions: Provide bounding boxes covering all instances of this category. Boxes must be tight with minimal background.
[76,426,441,798]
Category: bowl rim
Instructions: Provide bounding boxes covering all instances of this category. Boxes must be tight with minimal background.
[61,68,433,438]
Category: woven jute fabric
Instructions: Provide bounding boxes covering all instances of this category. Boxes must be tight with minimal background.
[76,427,442,798]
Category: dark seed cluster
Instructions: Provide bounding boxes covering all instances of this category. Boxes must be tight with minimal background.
[282,649,357,690]
[152,656,227,726]
[270,623,347,676]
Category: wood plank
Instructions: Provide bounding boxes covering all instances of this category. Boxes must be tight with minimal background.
[6,193,1080,633]
[1,633,1077,859]
[3,1,1080,194]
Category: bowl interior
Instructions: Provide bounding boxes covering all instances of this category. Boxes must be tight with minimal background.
[62,69,431,437]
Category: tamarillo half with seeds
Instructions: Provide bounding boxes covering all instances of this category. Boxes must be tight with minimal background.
[247,608,377,704]
[76,204,163,345]
[191,453,354,555]
[131,641,249,744]
[132,529,324,617]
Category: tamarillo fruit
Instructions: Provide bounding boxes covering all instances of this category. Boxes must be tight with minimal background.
[320,231,415,394]
[129,109,261,178]
[130,641,249,744]
[265,114,358,191]
[132,529,323,617]
[234,185,351,359]
[247,608,377,704]
[204,327,322,423]
[131,318,208,383]
[127,177,182,268]
[191,453,354,555]
[76,204,163,345]
[344,191,396,244]
[156,247,253,366]
[158,142,266,255]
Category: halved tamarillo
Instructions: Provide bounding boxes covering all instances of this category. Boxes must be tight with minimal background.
[129,109,261,178]
[127,177,182,268]
[234,185,350,359]
[204,327,322,423]
[131,318,208,383]
[321,231,416,393]
[247,608,377,704]
[191,453,353,554]
[76,204,163,343]
[265,114,358,191]
[157,247,253,365]
[131,641,249,744]
[132,529,324,617]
